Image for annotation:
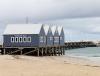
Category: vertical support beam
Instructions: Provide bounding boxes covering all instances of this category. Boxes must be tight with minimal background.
[55,47,57,56]
[42,48,43,56]
[61,47,63,55]
[52,47,54,56]
[45,47,47,56]
[3,48,6,55]
[37,48,39,56]
[20,49,22,55]
[63,46,65,55]
[51,47,53,56]
[58,46,60,56]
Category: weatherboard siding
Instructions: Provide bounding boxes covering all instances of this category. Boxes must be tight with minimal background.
[59,29,65,46]
[46,31,53,46]
[39,25,46,47]
[53,31,59,46]
[3,34,39,47]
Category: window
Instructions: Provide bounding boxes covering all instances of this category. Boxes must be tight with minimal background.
[15,37,19,42]
[11,36,32,43]
[40,36,43,42]
[50,37,53,41]
[11,37,14,43]
[19,37,23,42]
[27,37,31,42]
[60,37,62,40]
[23,37,26,42]
[54,37,59,42]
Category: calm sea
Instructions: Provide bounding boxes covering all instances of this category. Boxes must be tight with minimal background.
[65,47,100,62]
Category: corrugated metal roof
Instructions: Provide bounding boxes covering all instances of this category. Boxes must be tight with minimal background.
[58,26,63,35]
[43,25,49,35]
[3,24,43,35]
[51,26,57,35]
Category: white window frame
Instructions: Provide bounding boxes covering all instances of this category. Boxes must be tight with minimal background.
[27,37,31,42]
[23,37,27,42]
[19,37,23,42]
[15,37,19,43]
[11,37,15,43]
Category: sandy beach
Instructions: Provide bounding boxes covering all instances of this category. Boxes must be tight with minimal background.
[0,55,100,76]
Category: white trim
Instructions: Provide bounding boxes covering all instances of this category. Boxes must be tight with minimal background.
[23,37,27,42]
[19,37,23,42]
[11,37,14,43]
[15,37,19,42]
[27,37,31,42]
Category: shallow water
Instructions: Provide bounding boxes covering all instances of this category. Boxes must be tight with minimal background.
[65,47,100,62]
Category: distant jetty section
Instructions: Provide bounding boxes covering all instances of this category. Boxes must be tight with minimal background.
[65,41,98,50]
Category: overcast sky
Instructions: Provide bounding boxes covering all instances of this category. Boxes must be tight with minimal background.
[0,0,100,43]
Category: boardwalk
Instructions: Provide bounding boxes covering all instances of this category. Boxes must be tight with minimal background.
[65,41,97,49]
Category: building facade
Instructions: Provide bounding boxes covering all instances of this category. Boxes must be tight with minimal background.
[3,24,45,47]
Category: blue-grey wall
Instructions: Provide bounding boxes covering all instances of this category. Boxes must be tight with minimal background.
[53,30,59,46]
[3,34,39,47]
[59,28,65,46]
[39,25,46,47]
[46,28,53,46]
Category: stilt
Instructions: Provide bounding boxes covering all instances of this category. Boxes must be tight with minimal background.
[3,48,5,55]
[20,49,22,55]
[54,47,57,56]
[41,48,43,56]
[61,47,63,55]
[45,47,47,56]
[51,47,53,56]
[58,46,61,56]
[63,46,65,55]
[52,47,54,56]
[37,48,39,56]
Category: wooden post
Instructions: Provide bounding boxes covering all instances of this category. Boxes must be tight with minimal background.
[52,47,54,56]
[51,47,54,56]
[37,48,39,56]
[20,49,22,55]
[42,48,43,56]
[54,47,57,56]
[63,46,65,55]
[58,46,60,56]
[45,47,47,56]
[61,47,63,55]
[3,48,6,55]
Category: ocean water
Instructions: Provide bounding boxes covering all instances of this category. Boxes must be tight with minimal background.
[65,47,100,62]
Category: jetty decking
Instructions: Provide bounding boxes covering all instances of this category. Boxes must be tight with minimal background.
[65,41,97,49]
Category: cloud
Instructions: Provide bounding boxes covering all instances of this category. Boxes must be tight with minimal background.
[0,0,100,42]
[0,0,100,22]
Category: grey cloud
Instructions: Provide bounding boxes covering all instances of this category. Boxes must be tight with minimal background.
[0,0,100,22]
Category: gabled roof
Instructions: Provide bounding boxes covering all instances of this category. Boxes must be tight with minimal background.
[57,26,63,35]
[3,24,43,35]
[51,26,57,35]
[43,24,50,35]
